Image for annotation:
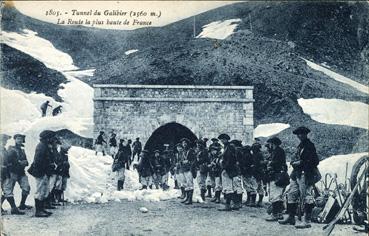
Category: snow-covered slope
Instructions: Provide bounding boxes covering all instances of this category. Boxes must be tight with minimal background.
[303,58,369,95]
[196,19,241,40]
[254,123,290,137]
[298,98,368,129]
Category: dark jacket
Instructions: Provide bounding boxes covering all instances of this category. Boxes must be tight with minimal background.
[221,143,239,178]
[151,155,166,176]
[6,145,28,176]
[239,148,254,177]
[290,139,320,184]
[132,141,142,152]
[49,147,60,176]
[56,149,70,178]
[96,134,106,145]
[209,152,222,177]
[137,155,153,177]
[251,150,266,180]
[267,146,287,181]
[109,137,117,147]
[28,140,52,178]
[195,148,209,174]
[179,148,195,172]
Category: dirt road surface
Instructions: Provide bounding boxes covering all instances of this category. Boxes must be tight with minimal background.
[1,199,364,236]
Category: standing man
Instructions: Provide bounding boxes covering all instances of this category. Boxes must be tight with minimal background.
[1,134,11,213]
[55,142,71,203]
[218,134,238,211]
[194,140,209,201]
[229,140,243,210]
[251,143,266,207]
[265,137,288,221]
[113,145,129,191]
[40,101,52,117]
[28,130,56,217]
[151,150,164,189]
[208,145,222,203]
[95,131,106,156]
[161,149,172,190]
[239,145,257,206]
[132,138,142,162]
[46,137,61,208]
[175,143,186,199]
[180,138,195,205]
[109,133,118,158]
[127,139,133,169]
[279,127,320,229]
[136,150,153,190]
[4,134,32,212]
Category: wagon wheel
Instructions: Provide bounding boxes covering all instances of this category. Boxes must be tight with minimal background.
[350,155,368,225]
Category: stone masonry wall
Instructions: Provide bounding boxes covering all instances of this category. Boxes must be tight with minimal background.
[93,85,254,145]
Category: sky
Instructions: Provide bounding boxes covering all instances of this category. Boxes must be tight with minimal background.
[10,1,238,30]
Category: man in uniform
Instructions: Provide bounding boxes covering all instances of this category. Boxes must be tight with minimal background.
[218,134,238,211]
[4,134,32,212]
[136,150,153,190]
[1,134,11,213]
[229,140,244,210]
[194,140,209,201]
[239,145,257,206]
[265,137,288,221]
[161,149,172,190]
[151,150,164,189]
[208,145,222,203]
[109,133,118,158]
[95,131,106,156]
[132,138,142,162]
[251,143,266,207]
[279,127,320,229]
[28,130,56,217]
[180,138,195,205]
[174,143,186,198]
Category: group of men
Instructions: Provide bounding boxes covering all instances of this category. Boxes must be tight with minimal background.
[40,100,63,117]
[116,126,320,229]
[0,130,71,218]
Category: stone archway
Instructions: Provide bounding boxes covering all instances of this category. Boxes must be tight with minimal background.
[93,85,254,146]
[144,122,197,151]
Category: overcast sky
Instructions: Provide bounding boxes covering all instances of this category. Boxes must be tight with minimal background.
[13,1,237,30]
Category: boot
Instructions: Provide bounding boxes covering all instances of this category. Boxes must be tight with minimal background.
[19,194,33,210]
[295,204,313,229]
[185,190,193,205]
[218,193,232,211]
[248,194,257,207]
[44,195,56,209]
[210,191,218,202]
[207,186,212,198]
[7,197,25,215]
[181,191,189,203]
[256,194,264,207]
[266,202,279,221]
[41,200,53,216]
[140,185,147,190]
[215,191,221,204]
[232,193,242,210]
[174,180,179,189]
[178,187,186,199]
[200,189,206,201]
[34,199,49,217]
[279,203,297,225]
[117,180,122,191]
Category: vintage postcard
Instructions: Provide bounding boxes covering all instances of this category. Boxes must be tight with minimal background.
[0,1,368,235]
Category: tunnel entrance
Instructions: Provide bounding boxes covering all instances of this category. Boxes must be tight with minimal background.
[144,122,197,152]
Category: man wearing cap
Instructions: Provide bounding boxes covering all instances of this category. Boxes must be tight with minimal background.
[109,133,118,158]
[28,130,56,217]
[265,137,288,222]
[208,145,222,203]
[279,127,320,229]
[136,150,153,190]
[151,150,164,189]
[179,138,195,205]
[113,142,129,191]
[194,139,209,201]
[0,134,16,214]
[251,143,267,207]
[4,134,32,212]
[132,138,142,162]
[217,133,237,211]
[95,131,106,156]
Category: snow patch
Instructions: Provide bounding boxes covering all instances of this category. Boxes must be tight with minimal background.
[254,123,290,137]
[1,29,78,72]
[303,58,369,95]
[125,49,138,55]
[298,98,368,129]
[196,19,241,40]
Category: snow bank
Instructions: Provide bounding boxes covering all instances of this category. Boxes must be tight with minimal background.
[196,19,241,40]
[298,98,368,129]
[1,29,78,72]
[318,152,368,187]
[303,58,369,95]
[254,123,290,137]
[125,49,138,55]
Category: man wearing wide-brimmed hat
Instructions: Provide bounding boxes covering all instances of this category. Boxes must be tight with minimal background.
[265,137,288,222]
[279,127,320,229]
[4,134,32,213]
